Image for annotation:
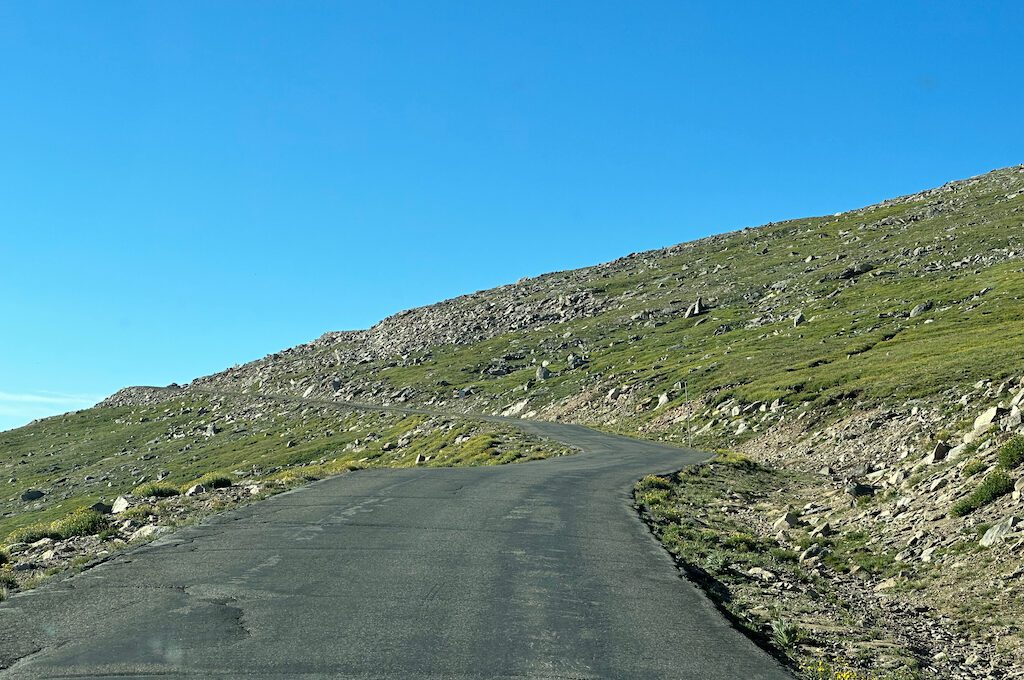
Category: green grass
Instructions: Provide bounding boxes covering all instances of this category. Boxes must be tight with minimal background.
[192,473,233,489]
[51,508,108,538]
[132,482,180,498]
[997,435,1024,470]
[9,507,108,544]
[121,504,156,520]
[962,459,988,477]
[950,471,1016,517]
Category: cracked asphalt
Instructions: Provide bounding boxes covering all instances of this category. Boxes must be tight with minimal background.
[0,418,793,679]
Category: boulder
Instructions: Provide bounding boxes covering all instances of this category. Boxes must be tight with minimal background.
[501,398,530,417]
[111,496,131,514]
[839,262,873,279]
[185,484,207,497]
[793,312,805,327]
[844,480,875,498]
[1013,476,1024,501]
[809,522,835,538]
[656,393,670,409]
[1002,406,1022,431]
[924,441,951,464]
[1013,389,1024,408]
[130,525,169,542]
[536,365,551,380]
[980,516,1021,547]
[746,566,776,582]
[683,297,706,319]
[909,301,933,318]
[974,406,1006,432]
[799,544,824,562]
[89,501,113,514]
[20,489,44,502]
[772,511,804,530]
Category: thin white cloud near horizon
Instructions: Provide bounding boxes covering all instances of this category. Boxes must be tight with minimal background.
[0,391,102,406]
[0,391,103,430]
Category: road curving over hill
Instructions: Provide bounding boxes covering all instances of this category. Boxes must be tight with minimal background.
[0,410,793,679]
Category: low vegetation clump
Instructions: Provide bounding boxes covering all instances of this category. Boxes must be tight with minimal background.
[9,523,62,544]
[132,482,181,498]
[8,507,109,544]
[950,471,1015,517]
[799,660,922,680]
[771,613,803,650]
[962,459,988,477]
[51,508,109,538]
[194,473,233,489]
[121,503,156,520]
[997,435,1024,470]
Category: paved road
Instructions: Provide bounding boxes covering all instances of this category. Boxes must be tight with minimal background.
[0,417,792,679]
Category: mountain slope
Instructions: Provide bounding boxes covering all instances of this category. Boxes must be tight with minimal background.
[194,165,1024,441]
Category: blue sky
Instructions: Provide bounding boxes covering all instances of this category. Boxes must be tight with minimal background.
[2,2,1022,431]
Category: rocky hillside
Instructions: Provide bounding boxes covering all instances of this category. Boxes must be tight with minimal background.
[4,165,1024,678]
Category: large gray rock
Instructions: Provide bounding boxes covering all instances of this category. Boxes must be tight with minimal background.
[773,511,803,530]
[130,525,170,542]
[1002,406,1022,431]
[980,516,1021,547]
[909,301,933,318]
[111,496,131,514]
[683,297,706,318]
[839,262,873,279]
[20,489,44,502]
[924,441,951,464]
[975,406,1006,431]
[535,365,551,380]
[1012,389,1024,408]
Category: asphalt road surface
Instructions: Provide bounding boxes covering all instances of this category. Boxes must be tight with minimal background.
[0,417,793,679]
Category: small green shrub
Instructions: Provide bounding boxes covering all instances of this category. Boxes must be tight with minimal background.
[715,451,758,471]
[97,527,119,541]
[195,473,233,489]
[122,504,156,520]
[51,508,108,539]
[962,459,988,477]
[7,507,109,544]
[9,524,61,544]
[0,549,8,566]
[770,614,803,649]
[132,482,180,498]
[723,532,761,552]
[997,436,1024,470]
[0,569,16,589]
[636,474,673,491]
[951,471,1015,517]
[769,547,799,563]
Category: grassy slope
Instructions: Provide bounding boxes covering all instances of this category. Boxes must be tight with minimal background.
[0,392,568,540]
